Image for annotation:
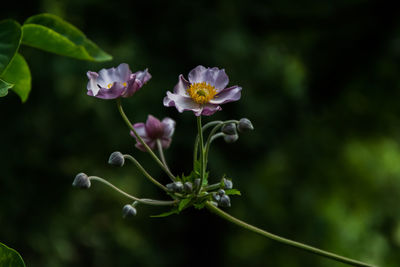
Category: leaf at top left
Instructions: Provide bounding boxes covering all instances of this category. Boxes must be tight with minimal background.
[0,19,22,75]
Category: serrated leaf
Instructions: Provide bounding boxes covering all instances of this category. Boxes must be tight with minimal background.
[178,198,191,211]
[225,189,241,196]
[0,242,26,267]
[150,209,179,218]
[0,19,22,75]
[0,79,14,97]
[22,13,112,62]
[0,53,31,102]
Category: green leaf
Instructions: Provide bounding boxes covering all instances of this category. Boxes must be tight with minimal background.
[150,208,179,218]
[0,79,14,97]
[0,53,31,102]
[178,198,191,211]
[225,189,241,196]
[22,13,112,62]
[0,242,26,267]
[193,202,206,210]
[0,19,22,75]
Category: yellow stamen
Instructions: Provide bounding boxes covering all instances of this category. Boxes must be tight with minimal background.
[187,82,217,105]
[107,83,113,88]
[122,82,127,87]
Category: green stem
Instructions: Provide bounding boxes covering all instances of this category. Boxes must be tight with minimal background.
[193,120,223,168]
[196,116,205,194]
[156,139,172,176]
[123,154,168,192]
[88,176,177,206]
[204,120,238,167]
[205,202,376,267]
[116,99,176,182]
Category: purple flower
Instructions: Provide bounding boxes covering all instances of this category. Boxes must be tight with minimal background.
[130,115,176,151]
[86,63,151,99]
[163,65,242,116]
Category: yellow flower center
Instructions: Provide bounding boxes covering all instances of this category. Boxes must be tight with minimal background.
[187,82,217,105]
[107,82,127,89]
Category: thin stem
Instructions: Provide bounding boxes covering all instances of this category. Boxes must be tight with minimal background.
[205,202,376,267]
[123,154,168,192]
[210,132,224,143]
[203,183,221,191]
[193,121,223,168]
[116,99,176,181]
[156,139,172,177]
[88,176,177,206]
[204,120,238,167]
[196,116,205,194]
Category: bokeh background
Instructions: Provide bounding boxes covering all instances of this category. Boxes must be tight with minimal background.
[1,0,400,266]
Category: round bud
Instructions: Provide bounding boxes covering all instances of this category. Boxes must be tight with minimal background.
[221,123,237,135]
[166,183,175,192]
[218,194,231,208]
[173,181,184,193]
[72,173,91,189]
[224,134,239,143]
[184,182,193,193]
[237,118,254,132]
[122,204,137,218]
[212,192,221,202]
[222,178,233,190]
[108,151,125,167]
[217,189,225,196]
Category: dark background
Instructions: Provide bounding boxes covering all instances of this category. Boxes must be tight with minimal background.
[1,0,400,266]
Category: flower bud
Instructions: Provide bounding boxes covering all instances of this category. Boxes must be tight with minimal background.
[237,118,254,132]
[221,123,237,135]
[122,204,137,218]
[224,134,239,143]
[212,192,221,202]
[72,173,91,189]
[166,181,184,193]
[217,189,225,196]
[218,194,231,207]
[184,182,193,193]
[222,178,233,190]
[108,151,125,167]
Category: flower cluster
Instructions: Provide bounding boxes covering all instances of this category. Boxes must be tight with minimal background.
[77,63,252,216]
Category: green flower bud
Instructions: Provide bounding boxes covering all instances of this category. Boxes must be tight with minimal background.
[108,151,125,167]
[237,118,254,132]
[221,123,237,135]
[72,173,91,189]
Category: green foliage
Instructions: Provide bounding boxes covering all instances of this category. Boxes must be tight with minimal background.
[0,79,13,97]
[0,19,21,74]
[224,189,241,196]
[0,54,31,102]
[0,13,112,101]
[178,198,191,211]
[22,14,112,62]
[0,242,25,267]
[150,208,179,218]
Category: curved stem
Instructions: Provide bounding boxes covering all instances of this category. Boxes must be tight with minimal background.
[88,176,177,206]
[123,154,168,192]
[205,202,376,267]
[193,121,224,168]
[116,99,176,182]
[204,120,238,167]
[156,139,172,177]
[210,132,224,143]
[196,116,205,194]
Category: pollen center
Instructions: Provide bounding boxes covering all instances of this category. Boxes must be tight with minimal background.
[187,82,217,105]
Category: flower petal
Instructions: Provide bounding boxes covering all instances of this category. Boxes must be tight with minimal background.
[133,68,152,85]
[163,91,202,115]
[160,137,172,149]
[87,71,100,96]
[97,63,131,86]
[131,122,147,139]
[145,115,164,139]
[188,65,229,90]
[161,117,176,138]
[173,74,190,95]
[201,104,222,116]
[209,85,242,104]
[87,83,125,99]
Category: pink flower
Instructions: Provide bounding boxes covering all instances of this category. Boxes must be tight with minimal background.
[163,65,242,116]
[130,115,176,151]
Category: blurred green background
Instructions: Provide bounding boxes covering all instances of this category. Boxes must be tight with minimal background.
[1,0,400,266]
